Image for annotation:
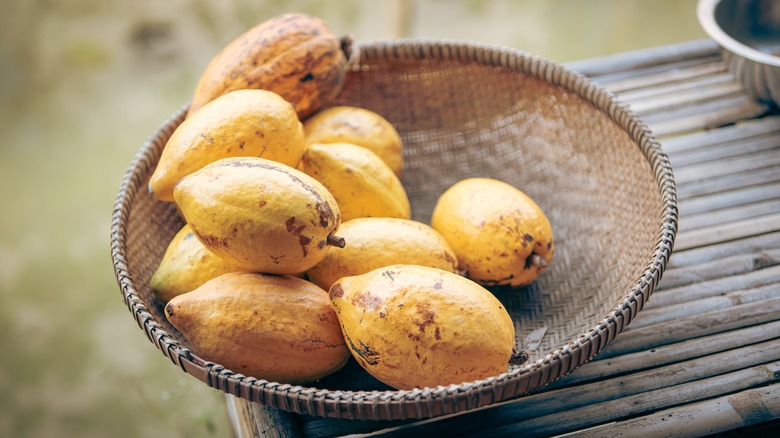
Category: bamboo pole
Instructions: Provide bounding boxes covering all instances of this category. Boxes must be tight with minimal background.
[658,247,780,290]
[667,231,780,268]
[647,264,780,308]
[225,394,300,438]
[551,320,780,388]
[462,362,780,438]
[565,39,719,79]
[565,384,780,437]
[661,114,780,154]
[630,283,780,330]
[600,297,780,358]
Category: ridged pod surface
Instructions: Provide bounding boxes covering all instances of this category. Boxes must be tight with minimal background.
[149,89,305,202]
[330,264,516,390]
[187,13,347,119]
[303,106,404,176]
[165,272,349,384]
[150,224,245,303]
[432,178,554,287]
[173,157,342,274]
[299,143,411,221]
[307,218,458,290]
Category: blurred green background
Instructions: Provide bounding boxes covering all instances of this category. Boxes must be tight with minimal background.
[0,1,705,437]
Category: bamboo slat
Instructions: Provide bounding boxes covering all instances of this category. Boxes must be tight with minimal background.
[674,153,780,186]
[667,231,780,269]
[661,115,780,154]
[627,283,780,330]
[677,166,780,201]
[644,97,770,136]
[226,395,300,438]
[600,297,780,358]
[681,199,780,230]
[647,264,780,308]
[678,182,780,217]
[598,57,725,92]
[538,382,780,438]
[642,91,760,121]
[565,39,719,81]
[628,79,743,115]
[656,247,780,290]
[675,212,780,251]
[602,57,727,95]
[550,320,780,387]
[670,132,780,167]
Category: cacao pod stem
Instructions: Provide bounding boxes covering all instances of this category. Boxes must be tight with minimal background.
[327,234,346,248]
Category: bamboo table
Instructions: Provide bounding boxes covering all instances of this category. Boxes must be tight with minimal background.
[226,39,780,437]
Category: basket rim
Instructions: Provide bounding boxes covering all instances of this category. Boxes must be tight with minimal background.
[110,38,678,420]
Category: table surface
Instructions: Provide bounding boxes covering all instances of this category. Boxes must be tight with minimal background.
[225,39,780,438]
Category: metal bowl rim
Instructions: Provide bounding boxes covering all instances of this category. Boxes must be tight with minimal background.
[697,0,780,67]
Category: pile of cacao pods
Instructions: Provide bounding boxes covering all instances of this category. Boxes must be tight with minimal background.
[149,13,554,390]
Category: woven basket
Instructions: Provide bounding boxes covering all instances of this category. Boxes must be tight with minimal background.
[111,39,677,421]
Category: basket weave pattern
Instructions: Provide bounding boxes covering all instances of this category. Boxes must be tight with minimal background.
[111,40,677,420]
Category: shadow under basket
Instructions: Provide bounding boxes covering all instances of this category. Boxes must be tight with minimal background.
[110,39,677,421]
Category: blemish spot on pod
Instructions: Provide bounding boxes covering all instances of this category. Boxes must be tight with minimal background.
[431,178,554,287]
[303,106,404,176]
[150,224,246,303]
[299,142,411,221]
[187,13,347,119]
[307,217,458,290]
[173,157,342,274]
[149,89,305,202]
[329,264,516,390]
[165,272,350,384]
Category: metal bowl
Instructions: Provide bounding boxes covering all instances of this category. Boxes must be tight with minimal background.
[698,0,780,105]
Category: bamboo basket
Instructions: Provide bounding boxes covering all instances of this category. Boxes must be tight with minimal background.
[110,39,677,421]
